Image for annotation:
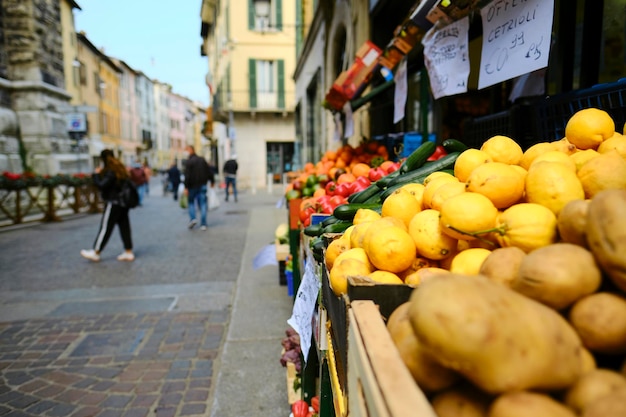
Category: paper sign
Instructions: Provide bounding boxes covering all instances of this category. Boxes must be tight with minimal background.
[287,259,320,364]
[422,16,470,99]
[478,0,554,89]
[252,244,278,270]
[393,58,408,123]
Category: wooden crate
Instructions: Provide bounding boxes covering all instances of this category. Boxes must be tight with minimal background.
[347,300,437,417]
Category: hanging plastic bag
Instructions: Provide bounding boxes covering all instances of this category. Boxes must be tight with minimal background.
[208,186,220,211]
[179,192,188,209]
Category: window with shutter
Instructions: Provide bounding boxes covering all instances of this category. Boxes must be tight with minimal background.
[249,59,257,108]
[277,60,285,109]
[274,0,282,30]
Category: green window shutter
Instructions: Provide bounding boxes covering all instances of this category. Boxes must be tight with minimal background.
[296,0,302,56]
[275,0,283,30]
[248,0,255,30]
[249,59,257,108]
[277,59,285,109]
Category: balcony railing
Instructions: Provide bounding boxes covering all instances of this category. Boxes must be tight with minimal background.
[213,89,296,114]
[0,174,100,227]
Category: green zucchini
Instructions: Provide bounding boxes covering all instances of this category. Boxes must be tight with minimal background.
[333,203,383,221]
[348,183,381,203]
[303,223,323,237]
[375,169,402,189]
[321,215,341,227]
[322,221,353,234]
[385,152,461,189]
[442,138,469,154]
[400,141,437,174]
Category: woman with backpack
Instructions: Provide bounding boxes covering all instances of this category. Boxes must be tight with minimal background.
[80,149,135,262]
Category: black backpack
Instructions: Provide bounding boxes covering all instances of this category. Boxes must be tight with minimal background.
[120,179,139,208]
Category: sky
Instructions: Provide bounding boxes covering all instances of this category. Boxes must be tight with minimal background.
[74,0,210,107]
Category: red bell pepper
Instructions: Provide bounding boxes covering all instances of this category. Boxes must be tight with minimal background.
[427,145,448,161]
[355,175,371,187]
[335,182,354,198]
[368,167,386,182]
[311,396,320,413]
[292,400,309,417]
[329,195,347,210]
[324,181,337,196]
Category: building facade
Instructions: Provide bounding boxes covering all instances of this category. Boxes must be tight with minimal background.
[201,0,297,190]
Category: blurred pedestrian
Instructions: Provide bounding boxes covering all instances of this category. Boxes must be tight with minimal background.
[167,162,182,201]
[184,145,214,230]
[80,149,135,262]
[129,161,148,206]
[142,159,152,195]
[223,155,238,202]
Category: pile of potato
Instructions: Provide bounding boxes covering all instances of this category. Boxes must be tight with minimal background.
[387,189,626,416]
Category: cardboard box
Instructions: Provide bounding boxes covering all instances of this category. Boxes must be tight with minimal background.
[347,300,437,417]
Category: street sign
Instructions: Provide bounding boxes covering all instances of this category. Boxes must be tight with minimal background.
[58,104,98,113]
[67,113,87,132]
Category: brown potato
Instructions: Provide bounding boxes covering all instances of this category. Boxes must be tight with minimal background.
[432,384,491,417]
[557,198,590,248]
[479,246,526,287]
[387,302,458,392]
[408,274,584,394]
[489,391,577,417]
[586,189,626,292]
[564,369,626,413]
[569,292,626,354]
[582,387,626,417]
[512,243,602,310]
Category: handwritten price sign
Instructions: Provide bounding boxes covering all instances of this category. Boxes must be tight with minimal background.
[478,0,554,89]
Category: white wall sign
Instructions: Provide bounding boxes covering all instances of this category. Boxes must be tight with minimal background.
[422,16,470,99]
[393,58,408,123]
[478,0,554,89]
[66,113,87,132]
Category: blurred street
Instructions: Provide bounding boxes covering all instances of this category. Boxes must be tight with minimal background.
[0,177,294,417]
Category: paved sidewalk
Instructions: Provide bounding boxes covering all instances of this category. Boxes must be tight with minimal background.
[0,179,295,416]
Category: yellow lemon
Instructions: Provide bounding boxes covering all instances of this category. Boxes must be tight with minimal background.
[397,256,440,281]
[364,225,416,273]
[329,258,372,296]
[529,150,577,172]
[353,208,381,225]
[480,135,523,164]
[325,236,350,270]
[430,181,466,211]
[408,209,458,260]
[382,188,421,228]
[525,161,585,215]
[423,171,456,186]
[494,203,558,252]
[377,216,408,231]
[350,221,375,249]
[367,270,403,284]
[570,149,600,172]
[465,162,525,209]
[597,132,626,158]
[565,107,615,150]
[449,248,492,275]
[453,149,494,182]
[577,150,626,198]
[519,142,554,170]
[333,247,373,271]
[551,137,578,155]
[439,192,499,241]
[510,164,528,183]
[403,267,450,286]
[400,183,426,208]
[422,175,459,209]
[342,225,356,244]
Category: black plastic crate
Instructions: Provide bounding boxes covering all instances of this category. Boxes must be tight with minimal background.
[534,78,626,142]
[462,109,514,149]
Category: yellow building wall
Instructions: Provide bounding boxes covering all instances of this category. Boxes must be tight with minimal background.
[99,63,122,151]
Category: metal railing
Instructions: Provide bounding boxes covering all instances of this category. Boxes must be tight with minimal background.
[0,178,101,227]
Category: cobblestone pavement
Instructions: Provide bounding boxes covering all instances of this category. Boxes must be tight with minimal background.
[0,178,289,417]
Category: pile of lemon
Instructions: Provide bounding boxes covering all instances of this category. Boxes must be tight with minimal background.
[326,108,626,296]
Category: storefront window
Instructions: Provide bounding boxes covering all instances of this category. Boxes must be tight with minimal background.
[599,0,626,84]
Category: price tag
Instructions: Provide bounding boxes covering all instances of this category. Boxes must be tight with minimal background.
[422,16,470,99]
[287,259,320,363]
[478,0,554,89]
